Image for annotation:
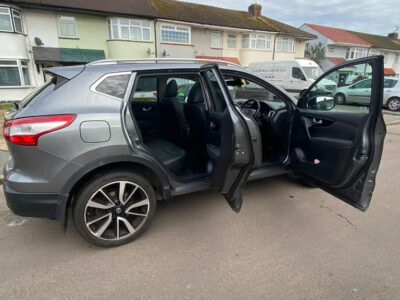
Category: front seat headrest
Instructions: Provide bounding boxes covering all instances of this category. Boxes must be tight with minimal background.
[187,83,204,104]
[164,80,178,98]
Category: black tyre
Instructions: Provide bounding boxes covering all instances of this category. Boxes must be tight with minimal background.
[73,170,156,247]
[334,93,346,105]
[387,97,400,112]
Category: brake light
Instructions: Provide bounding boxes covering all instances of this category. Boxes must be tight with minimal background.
[3,114,76,146]
[153,92,158,97]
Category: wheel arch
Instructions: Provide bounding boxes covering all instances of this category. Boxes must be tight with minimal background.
[57,155,170,232]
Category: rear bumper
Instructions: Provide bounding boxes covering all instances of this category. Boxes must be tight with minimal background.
[3,182,59,219]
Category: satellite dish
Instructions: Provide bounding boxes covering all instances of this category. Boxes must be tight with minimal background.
[34,37,44,46]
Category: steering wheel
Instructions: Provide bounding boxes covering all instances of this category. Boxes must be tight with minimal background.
[241,99,261,119]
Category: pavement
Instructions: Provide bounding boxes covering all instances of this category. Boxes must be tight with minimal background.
[0,126,400,298]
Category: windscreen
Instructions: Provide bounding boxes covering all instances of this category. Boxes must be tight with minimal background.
[302,67,323,80]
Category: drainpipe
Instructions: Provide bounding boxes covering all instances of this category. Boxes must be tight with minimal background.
[272,33,278,61]
[154,19,158,58]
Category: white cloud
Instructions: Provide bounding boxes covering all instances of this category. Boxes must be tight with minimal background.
[180,0,400,35]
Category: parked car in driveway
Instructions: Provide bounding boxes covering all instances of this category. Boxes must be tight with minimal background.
[333,77,400,111]
[3,56,386,247]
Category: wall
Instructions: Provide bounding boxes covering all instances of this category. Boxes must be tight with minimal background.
[155,21,195,58]
[107,40,155,58]
[57,13,109,57]
[192,27,223,57]
[24,9,59,48]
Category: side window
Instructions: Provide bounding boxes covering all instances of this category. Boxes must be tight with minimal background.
[132,77,157,102]
[95,74,130,99]
[203,70,226,112]
[166,77,197,101]
[301,62,372,112]
[384,79,397,88]
[354,79,371,89]
[292,67,306,81]
[224,75,286,108]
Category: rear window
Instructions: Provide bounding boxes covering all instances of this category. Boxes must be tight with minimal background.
[18,80,55,108]
[95,74,130,99]
[384,79,398,88]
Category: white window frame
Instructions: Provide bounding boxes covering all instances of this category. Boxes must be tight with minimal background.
[227,34,237,49]
[242,33,271,50]
[211,31,223,48]
[345,47,368,59]
[160,24,191,45]
[276,36,295,52]
[0,59,31,88]
[58,16,78,38]
[368,49,380,56]
[107,18,151,42]
[394,53,400,64]
[328,47,334,55]
[0,7,23,33]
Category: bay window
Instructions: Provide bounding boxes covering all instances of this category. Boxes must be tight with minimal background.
[211,32,222,48]
[0,7,23,33]
[242,33,271,50]
[346,47,368,59]
[0,60,30,87]
[108,18,151,41]
[276,36,294,52]
[161,24,190,44]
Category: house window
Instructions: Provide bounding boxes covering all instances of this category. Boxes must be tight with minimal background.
[242,33,271,50]
[161,24,190,44]
[0,60,30,87]
[328,47,334,55]
[395,53,400,64]
[369,49,379,56]
[227,34,237,49]
[59,16,77,38]
[108,18,151,41]
[345,47,368,59]
[211,32,223,48]
[276,36,294,52]
[0,7,23,33]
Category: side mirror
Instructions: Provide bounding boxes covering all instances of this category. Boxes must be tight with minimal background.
[315,96,335,110]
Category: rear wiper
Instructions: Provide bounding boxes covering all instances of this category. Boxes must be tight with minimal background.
[11,102,19,110]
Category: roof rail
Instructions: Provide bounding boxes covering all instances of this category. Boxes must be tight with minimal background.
[87,57,241,67]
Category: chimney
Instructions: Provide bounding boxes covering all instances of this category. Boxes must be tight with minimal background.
[248,4,262,17]
[388,32,399,41]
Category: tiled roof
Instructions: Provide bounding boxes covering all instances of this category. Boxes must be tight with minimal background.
[384,68,396,75]
[304,23,371,46]
[196,56,240,65]
[5,0,315,38]
[328,57,347,65]
[349,31,400,51]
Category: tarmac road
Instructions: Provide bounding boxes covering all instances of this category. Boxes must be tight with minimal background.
[0,125,400,299]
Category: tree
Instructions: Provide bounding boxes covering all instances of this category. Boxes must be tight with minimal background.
[305,42,326,66]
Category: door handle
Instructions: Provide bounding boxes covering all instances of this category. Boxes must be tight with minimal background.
[312,117,323,125]
[142,107,152,112]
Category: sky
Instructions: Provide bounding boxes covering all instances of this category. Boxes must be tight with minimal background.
[180,0,399,36]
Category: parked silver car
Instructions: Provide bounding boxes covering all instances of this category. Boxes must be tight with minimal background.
[3,57,386,247]
[333,77,400,111]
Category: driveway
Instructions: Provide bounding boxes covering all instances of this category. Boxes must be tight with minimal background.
[0,126,400,299]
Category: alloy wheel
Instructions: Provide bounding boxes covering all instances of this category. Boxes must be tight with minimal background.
[388,98,400,111]
[84,181,150,241]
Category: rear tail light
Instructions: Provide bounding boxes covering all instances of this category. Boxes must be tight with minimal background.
[3,114,76,146]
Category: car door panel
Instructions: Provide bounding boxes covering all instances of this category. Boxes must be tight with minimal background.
[294,56,386,211]
[131,101,159,136]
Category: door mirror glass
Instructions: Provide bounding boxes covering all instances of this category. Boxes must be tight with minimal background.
[299,62,372,112]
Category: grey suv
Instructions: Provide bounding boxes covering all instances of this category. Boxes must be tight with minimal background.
[3,57,386,247]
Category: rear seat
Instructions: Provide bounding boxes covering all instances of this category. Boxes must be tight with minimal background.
[144,138,186,175]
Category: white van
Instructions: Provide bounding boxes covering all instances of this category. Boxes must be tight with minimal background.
[248,59,337,96]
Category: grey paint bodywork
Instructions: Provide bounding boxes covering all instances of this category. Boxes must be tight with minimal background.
[3,62,295,228]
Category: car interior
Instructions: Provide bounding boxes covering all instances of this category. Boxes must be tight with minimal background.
[130,71,290,180]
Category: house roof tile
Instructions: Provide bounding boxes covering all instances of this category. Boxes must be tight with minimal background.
[304,23,371,46]
[5,0,315,38]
